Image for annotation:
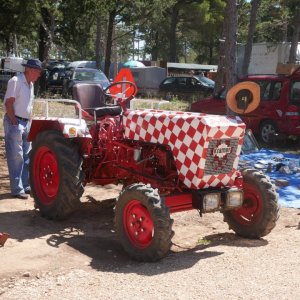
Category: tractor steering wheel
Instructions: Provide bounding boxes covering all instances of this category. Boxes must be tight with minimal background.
[103,81,137,107]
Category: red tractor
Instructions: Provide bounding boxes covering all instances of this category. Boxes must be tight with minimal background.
[28,81,279,261]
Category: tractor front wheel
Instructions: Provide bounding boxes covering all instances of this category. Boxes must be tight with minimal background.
[223,168,279,238]
[30,130,84,220]
[115,184,174,261]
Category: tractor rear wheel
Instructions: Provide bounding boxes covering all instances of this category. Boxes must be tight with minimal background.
[115,183,174,261]
[223,168,279,238]
[30,130,84,220]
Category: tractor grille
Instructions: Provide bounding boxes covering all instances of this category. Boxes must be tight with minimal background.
[204,138,239,175]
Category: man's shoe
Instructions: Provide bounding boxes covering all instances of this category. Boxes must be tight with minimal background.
[25,189,31,195]
[14,193,29,200]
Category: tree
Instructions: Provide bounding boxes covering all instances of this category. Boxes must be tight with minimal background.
[0,0,39,56]
[287,1,300,63]
[137,1,175,61]
[255,0,288,43]
[178,0,225,64]
[241,0,261,77]
[58,1,98,60]
[38,2,60,62]
[224,0,238,91]
[214,0,238,96]
[213,0,238,116]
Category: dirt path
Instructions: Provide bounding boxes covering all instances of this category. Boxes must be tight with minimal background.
[0,137,300,299]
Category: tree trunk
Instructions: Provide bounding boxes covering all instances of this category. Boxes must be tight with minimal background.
[95,16,102,70]
[288,10,300,63]
[169,5,179,62]
[13,34,18,57]
[214,12,227,94]
[214,38,226,94]
[38,23,47,61]
[38,7,55,63]
[150,31,159,61]
[217,0,238,116]
[104,9,116,78]
[241,0,261,77]
[208,45,213,65]
[5,34,15,57]
[225,0,238,91]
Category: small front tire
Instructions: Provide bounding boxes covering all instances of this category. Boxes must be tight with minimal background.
[115,183,174,262]
[223,168,279,238]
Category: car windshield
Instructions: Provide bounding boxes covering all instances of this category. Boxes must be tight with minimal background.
[197,76,215,87]
[74,70,107,81]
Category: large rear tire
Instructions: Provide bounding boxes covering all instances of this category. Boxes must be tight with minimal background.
[115,184,174,261]
[30,130,84,220]
[223,168,279,238]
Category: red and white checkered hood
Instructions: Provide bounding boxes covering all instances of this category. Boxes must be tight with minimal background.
[123,109,246,189]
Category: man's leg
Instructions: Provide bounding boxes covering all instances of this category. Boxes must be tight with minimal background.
[3,115,26,196]
[22,120,31,192]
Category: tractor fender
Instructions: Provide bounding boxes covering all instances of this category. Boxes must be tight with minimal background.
[28,118,92,142]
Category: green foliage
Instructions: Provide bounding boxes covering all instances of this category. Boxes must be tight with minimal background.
[184,0,226,64]
[0,0,298,66]
[0,0,40,56]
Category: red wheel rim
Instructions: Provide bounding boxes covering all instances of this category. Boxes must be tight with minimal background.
[33,146,60,205]
[230,182,262,225]
[123,200,154,248]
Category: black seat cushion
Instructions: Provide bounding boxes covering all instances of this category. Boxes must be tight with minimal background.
[85,106,122,117]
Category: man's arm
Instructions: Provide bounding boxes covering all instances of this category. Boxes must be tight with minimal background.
[5,97,18,125]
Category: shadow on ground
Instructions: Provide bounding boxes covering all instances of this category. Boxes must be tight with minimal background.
[0,197,272,275]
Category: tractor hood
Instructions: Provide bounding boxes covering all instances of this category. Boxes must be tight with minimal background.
[123,109,246,189]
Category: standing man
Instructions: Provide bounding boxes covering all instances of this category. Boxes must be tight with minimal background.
[3,58,42,199]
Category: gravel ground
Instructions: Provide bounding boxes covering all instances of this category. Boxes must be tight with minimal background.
[1,131,300,300]
[1,201,300,300]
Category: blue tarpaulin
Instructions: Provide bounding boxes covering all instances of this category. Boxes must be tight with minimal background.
[240,149,300,208]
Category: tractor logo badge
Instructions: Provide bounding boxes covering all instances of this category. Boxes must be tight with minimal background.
[213,143,231,159]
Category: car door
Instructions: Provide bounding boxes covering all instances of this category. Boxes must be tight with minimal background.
[207,90,227,115]
[245,79,283,132]
[186,77,200,92]
[176,77,188,93]
[193,89,227,115]
[159,77,177,93]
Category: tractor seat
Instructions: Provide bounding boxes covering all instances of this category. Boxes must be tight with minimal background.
[84,106,122,117]
[72,83,122,117]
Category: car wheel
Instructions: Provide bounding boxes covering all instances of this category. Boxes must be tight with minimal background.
[259,121,278,144]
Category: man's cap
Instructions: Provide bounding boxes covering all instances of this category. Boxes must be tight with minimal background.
[22,59,43,70]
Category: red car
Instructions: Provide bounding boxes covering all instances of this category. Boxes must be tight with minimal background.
[190,67,300,143]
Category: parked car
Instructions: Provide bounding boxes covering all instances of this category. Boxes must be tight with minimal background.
[45,64,67,94]
[0,69,16,97]
[159,75,215,99]
[190,67,300,144]
[197,75,215,89]
[62,67,110,97]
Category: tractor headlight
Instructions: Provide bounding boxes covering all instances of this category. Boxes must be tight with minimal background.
[226,189,243,209]
[203,193,221,212]
[68,127,77,137]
